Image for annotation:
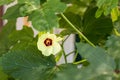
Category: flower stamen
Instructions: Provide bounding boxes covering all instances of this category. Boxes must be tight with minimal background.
[44,38,52,46]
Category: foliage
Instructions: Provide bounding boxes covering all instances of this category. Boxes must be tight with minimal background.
[2,45,56,80]
[0,0,120,80]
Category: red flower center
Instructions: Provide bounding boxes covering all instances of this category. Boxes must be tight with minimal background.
[44,38,52,46]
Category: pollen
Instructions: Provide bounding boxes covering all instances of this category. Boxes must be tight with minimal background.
[44,38,52,46]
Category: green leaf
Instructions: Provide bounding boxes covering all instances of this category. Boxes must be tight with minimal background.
[95,8,103,18]
[54,64,80,80]
[18,0,40,4]
[114,17,120,32]
[0,20,16,40]
[0,21,34,56]
[9,26,34,42]
[91,75,114,80]
[2,45,56,80]
[76,42,115,69]
[76,42,115,79]
[2,4,23,20]
[0,20,16,56]
[60,7,113,44]
[62,0,89,16]
[0,57,8,80]
[8,26,35,52]
[29,0,67,31]
[105,35,120,59]
[0,69,8,80]
[2,0,41,19]
[40,0,47,5]
[59,12,82,36]
[96,0,118,17]
[114,59,120,72]
[0,0,14,6]
[111,7,120,22]
[82,7,113,44]
[105,35,120,71]
[55,51,62,62]
[19,0,40,16]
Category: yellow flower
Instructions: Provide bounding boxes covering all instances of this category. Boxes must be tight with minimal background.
[37,32,62,56]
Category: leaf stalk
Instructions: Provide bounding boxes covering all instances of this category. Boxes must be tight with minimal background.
[60,13,95,47]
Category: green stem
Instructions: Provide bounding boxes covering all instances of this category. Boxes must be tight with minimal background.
[62,46,67,64]
[61,35,71,64]
[73,49,87,64]
[66,50,75,57]
[73,59,87,64]
[60,13,95,47]
[73,50,79,62]
[63,35,71,43]
[114,28,120,36]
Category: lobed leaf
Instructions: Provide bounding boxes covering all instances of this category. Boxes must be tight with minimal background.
[105,35,120,71]
[0,20,16,56]
[53,64,81,80]
[2,4,23,20]
[82,7,113,44]
[105,35,120,59]
[59,12,82,36]
[59,7,113,44]
[29,0,67,31]
[2,45,56,80]
[19,0,40,16]
[76,42,115,79]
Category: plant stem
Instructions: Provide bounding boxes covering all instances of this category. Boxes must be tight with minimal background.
[114,28,120,36]
[60,13,95,47]
[63,35,71,43]
[62,45,67,64]
[66,50,75,57]
[73,59,87,64]
[73,50,79,62]
[73,47,86,64]
[61,35,71,64]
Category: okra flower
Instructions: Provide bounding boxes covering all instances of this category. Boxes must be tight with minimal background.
[37,32,62,56]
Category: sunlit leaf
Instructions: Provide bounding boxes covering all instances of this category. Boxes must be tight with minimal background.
[29,0,67,31]
[8,27,35,51]
[0,0,14,6]
[0,23,34,57]
[96,0,118,17]
[19,0,40,16]
[2,4,23,20]
[9,26,34,42]
[111,7,120,22]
